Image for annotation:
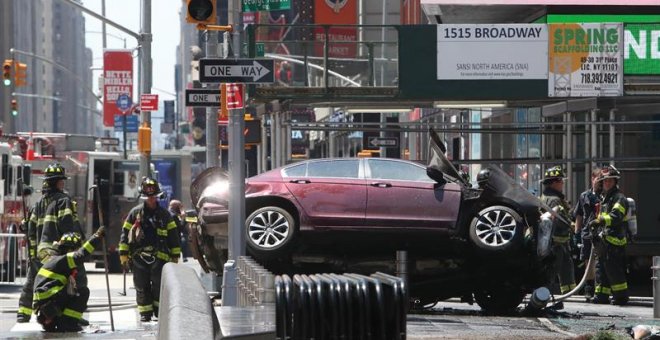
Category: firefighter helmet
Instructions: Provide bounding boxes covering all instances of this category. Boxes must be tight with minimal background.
[55,232,82,253]
[542,165,566,184]
[139,177,162,197]
[597,165,621,182]
[42,163,68,180]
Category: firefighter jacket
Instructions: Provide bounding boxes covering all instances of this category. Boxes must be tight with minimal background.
[27,191,58,260]
[598,187,629,247]
[541,187,572,243]
[32,234,101,309]
[572,189,600,239]
[118,203,181,262]
[37,191,84,262]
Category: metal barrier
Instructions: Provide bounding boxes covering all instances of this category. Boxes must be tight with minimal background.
[247,24,400,88]
[237,256,275,307]
[653,256,660,318]
[0,230,28,285]
[275,272,407,340]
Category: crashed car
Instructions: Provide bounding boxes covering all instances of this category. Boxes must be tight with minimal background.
[191,128,553,313]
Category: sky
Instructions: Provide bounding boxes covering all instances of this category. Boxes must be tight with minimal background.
[82,0,182,146]
[83,0,181,99]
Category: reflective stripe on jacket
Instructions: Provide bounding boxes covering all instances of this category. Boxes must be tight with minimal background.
[599,188,628,246]
[541,188,572,242]
[32,235,101,307]
[119,203,181,262]
[37,192,84,262]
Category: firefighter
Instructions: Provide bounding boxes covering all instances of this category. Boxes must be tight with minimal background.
[36,164,88,290]
[119,177,181,322]
[168,199,189,262]
[33,227,105,332]
[589,165,629,305]
[17,182,45,322]
[572,167,601,301]
[540,165,576,295]
[16,185,36,322]
[37,163,85,260]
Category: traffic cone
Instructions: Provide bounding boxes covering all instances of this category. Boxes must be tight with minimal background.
[26,132,35,160]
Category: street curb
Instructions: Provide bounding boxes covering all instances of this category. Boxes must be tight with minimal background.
[158,263,220,339]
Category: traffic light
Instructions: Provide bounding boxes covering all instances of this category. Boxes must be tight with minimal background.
[3,60,12,86]
[14,62,27,87]
[186,0,216,25]
[11,98,18,116]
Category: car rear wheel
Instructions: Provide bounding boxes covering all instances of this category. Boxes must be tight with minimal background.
[469,205,523,253]
[245,206,296,259]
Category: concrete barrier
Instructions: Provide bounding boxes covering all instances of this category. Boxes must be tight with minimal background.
[158,263,219,340]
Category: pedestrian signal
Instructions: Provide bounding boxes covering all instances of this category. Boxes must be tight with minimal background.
[186,0,216,25]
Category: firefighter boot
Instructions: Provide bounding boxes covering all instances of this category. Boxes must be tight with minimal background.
[57,316,83,333]
[592,294,611,305]
[17,312,31,323]
[584,280,595,302]
[612,290,629,306]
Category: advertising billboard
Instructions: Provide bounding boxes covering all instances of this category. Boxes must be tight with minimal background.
[437,24,548,80]
[625,24,660,75]
[548,23,623,97]
[103,50,133,127]
[314,0,358,58]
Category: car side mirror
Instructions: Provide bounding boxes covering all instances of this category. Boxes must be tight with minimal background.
[426,168,447,186]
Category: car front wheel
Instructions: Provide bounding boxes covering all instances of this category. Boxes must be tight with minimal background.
[468,205,523,254]
[245,206,296,259]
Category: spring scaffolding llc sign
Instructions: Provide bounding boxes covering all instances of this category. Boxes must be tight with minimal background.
[548,23,623,97]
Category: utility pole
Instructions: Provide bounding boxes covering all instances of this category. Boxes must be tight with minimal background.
[60,0,151,178]
[205,31,219,168]
[139,0,153,179]
[222,0,245,307]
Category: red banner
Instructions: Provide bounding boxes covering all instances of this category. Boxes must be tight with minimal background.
[314,0,357,58]
[103,50,133,127]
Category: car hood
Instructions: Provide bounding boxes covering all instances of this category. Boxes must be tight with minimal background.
[190,166,229,210]
[427,128,470,187]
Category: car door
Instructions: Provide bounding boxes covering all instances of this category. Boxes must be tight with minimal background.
[284,159,366,227]
[365,159,460,229]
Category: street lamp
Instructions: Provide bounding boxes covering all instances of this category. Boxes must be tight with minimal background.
[85,31,128,48]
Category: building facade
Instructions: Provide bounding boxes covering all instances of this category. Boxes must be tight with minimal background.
[0,0,96,134]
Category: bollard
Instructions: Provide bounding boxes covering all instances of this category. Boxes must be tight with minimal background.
[396,250,408,293]
[653,256,660,318]
[524,287,551,313]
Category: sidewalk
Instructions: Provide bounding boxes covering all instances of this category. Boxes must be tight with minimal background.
[2,263,158,339]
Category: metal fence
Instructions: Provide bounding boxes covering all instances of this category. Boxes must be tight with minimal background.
[246,24,400,89]
[237,256,275,307]
[0,232,28,285]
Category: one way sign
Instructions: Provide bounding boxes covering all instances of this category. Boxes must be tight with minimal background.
[185,89,221,107]
[369,137,399,148]
[199,58,274,84]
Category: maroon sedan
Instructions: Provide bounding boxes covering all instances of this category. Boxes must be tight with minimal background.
[191,129,551,313]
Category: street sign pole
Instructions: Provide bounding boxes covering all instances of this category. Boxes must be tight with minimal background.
[123,112,127,159]
[116,94,132,159]
[222,0,245,307]
[139,0,152,180]
[206,32,219,169]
